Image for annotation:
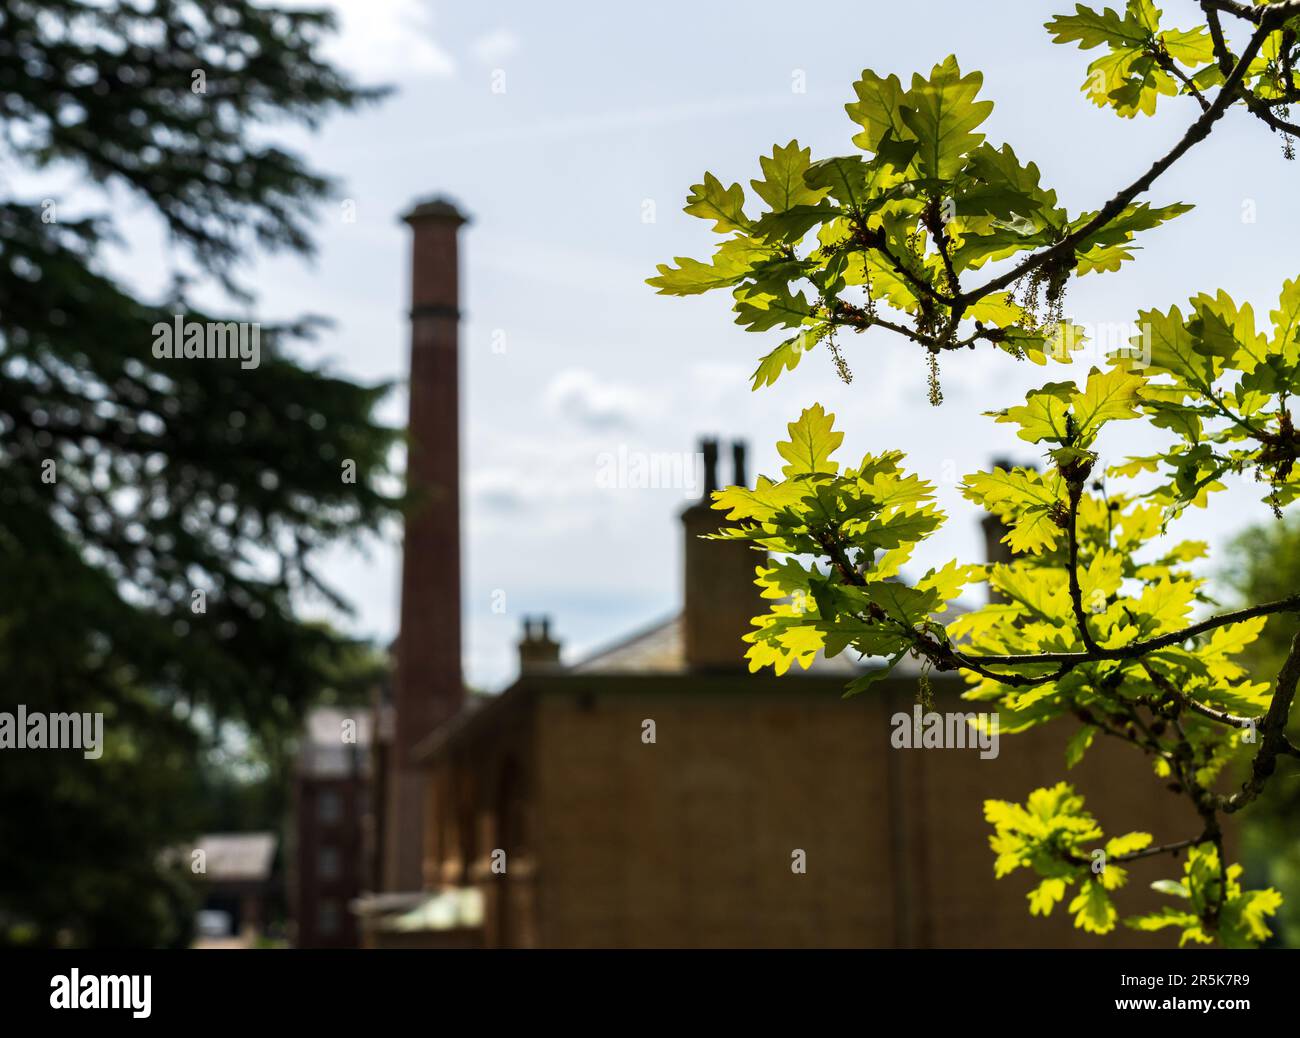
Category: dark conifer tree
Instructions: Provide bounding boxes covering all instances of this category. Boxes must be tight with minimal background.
[0,1,398,945]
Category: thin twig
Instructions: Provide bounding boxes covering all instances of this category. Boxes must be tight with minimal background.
[1066,480,1102,655]
[1142,662,1257,730]
[966,592,1300,667]
[1113,836,1206,864]
[1151,44,1211,112]
[956,11,1289,307]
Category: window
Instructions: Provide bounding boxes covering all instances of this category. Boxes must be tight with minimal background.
[319,846,341,881]
[317,789,342,825]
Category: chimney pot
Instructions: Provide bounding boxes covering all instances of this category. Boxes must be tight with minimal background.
[732,441,747,489]
[700,438,719,497]
[519,615,562,674]
[682,434,765,671]
[401,196,470,228]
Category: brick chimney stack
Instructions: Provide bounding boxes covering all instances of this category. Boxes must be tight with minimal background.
[681,438,765,671]
[385,196,469,892]
[518,616,562,674]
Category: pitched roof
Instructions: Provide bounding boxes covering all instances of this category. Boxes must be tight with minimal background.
[568,611,929,678]
[195,832,277,883]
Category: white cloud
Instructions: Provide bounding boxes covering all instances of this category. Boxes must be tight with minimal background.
[470,28,521,66]
[543,368,656,430]
[281,0,456,79]
[470,467,529,515]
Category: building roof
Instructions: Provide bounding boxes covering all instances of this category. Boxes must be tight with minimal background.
[195,833,277,883]
[298,705,372,779]
[569,610,932,678]
[568,613,691,675]
[413,597,968,766]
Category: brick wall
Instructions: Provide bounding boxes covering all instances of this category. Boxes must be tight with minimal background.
[533,684,896,947]
[295,774,368,948]
[525,677,1213,948]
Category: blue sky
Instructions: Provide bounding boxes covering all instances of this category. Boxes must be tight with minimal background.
[77,1,1300,689]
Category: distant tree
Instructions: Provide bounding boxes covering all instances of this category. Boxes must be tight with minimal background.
[197,630,387,834]
[195,629,387,840]
[186,631,387,937]
[1226,518,1300,671]
[0,1,398,945]
[1225,516,1300,945]
[654,0,1300,946]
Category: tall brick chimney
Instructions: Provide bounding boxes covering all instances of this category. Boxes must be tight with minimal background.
[385,197,469,892]
[681,438,765,670]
